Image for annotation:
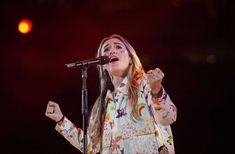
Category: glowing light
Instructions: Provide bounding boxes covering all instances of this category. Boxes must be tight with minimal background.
[18,19,32,34]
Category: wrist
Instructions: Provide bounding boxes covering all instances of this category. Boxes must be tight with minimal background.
[56,115,64,124]
[151,87,163,98]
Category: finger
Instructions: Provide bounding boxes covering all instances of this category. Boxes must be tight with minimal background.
[159,71,164,78]
[155,68,161,72]
[48,101,60,111]
[45,111,52,116]
[147,74,157,82]
[45,111,53,117]
[48,101,57,106]
[152,72,162,80]
[147,70,153,74]
[152,75,161,82]
[153,68,161,74]
[47,106,54,113]
[146,73,153,79]
[154,68,164,77]
[147,69,159,78]
[147,70,158,78]
[152,69,164,79]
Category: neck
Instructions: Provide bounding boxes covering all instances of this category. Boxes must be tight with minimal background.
[112,76,125,89]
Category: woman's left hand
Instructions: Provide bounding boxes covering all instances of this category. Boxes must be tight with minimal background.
[146,67,164,96]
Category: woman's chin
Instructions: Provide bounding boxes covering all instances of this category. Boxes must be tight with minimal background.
[109,67,127,77]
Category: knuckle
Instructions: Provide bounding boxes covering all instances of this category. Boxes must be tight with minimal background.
[155,68,160,71]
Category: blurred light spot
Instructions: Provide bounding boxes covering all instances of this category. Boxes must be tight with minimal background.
[206,54,216,64]
[18,19,32,34]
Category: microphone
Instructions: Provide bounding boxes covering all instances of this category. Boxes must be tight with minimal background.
[65,56,110,68]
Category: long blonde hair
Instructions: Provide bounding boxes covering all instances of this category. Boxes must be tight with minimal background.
[88,34,145,149]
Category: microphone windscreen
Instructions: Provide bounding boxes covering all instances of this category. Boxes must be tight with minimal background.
[100,56,110,65]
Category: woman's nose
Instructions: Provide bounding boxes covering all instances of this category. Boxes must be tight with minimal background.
[109,48,117,55]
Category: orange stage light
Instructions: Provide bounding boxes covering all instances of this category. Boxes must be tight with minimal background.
[18,19,32,34]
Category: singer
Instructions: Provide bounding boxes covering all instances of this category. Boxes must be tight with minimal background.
[45,34,177,154]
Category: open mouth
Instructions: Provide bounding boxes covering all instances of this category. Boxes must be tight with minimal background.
[109,56,119,63]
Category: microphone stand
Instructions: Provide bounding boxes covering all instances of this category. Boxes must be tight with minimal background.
[65,56,110,154]
[81,64,88,154]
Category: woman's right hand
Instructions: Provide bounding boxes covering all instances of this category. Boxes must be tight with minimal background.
[45,101,64,123]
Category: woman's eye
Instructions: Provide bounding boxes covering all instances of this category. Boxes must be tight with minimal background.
[116,45,122,49]
[103,48,110,52]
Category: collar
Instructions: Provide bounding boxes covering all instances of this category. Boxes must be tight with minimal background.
[116,77,128,95]
[105,77,128,101]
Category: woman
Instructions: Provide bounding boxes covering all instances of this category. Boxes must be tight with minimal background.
[45,34,177,154]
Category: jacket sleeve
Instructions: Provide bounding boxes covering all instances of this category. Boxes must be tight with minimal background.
[142,77,177,126]
[55,117,99,154]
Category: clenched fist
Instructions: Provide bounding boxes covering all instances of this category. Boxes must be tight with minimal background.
[45,101,64,123]
[146,67,164,97]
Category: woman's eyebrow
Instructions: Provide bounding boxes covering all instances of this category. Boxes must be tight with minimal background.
[103,44,109,49]
[113,42,123,46]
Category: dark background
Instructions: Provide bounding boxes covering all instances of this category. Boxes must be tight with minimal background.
[0,0,234,153]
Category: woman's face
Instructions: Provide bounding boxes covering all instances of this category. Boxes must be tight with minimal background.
[101,38,131,77]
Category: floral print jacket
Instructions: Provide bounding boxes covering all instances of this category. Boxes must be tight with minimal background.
[55,76,177,154]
